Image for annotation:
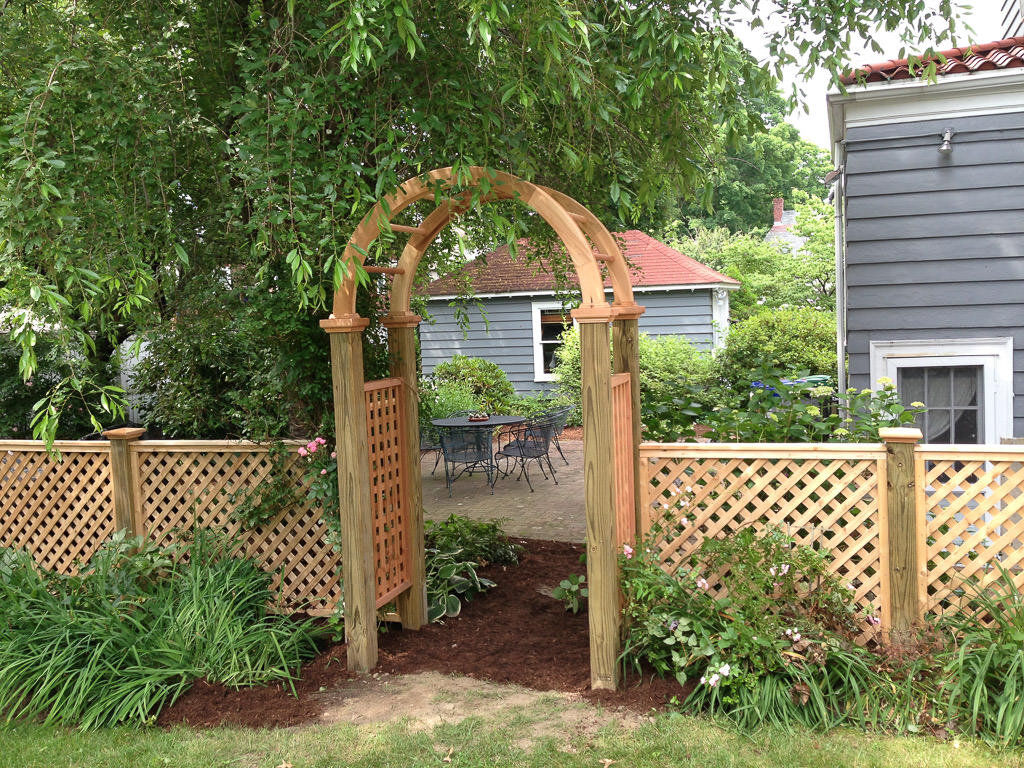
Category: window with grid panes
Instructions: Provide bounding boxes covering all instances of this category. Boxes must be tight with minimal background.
[897,365,983,444]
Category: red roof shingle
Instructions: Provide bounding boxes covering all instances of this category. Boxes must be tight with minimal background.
[421,230,737,297]
[840,35,1024,85]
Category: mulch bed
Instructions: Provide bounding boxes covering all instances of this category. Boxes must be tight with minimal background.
[157,538,685,729]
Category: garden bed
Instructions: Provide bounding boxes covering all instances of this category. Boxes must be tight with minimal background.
[156,539,684,729]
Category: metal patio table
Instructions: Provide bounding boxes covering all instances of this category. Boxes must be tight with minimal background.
[431,414,526,495]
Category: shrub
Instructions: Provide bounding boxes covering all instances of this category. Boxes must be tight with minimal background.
[425,514,523,567]
[718,308,836,388]
[419,377,482,423]
[621,522,885,730]
[432,356,516,414]
[552,327,724,431]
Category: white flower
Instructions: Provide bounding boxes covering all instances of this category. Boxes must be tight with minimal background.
[719,663,731,676]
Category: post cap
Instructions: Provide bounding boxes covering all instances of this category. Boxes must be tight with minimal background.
[320,314,371,333]
[101,427,146,440]
[878,427,923,444]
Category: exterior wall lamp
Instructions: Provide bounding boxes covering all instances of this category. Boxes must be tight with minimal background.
[938,127,955,155]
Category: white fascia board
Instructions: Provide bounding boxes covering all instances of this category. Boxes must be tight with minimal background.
[423,282,738,302]
[827,68,1024,145]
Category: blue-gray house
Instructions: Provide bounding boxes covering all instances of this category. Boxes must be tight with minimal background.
[417,230,738,395]
[828,34,1024,443]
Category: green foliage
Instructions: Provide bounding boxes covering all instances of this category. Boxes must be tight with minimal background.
[553,327,724,434]
[132,271,334,440]
[424,544,495,623]
[419,377,483,424]
[425,514,523,568]
[0,337,100,438]
[719,308,836,386]
[658,370,924,443]
[0,530,325,729]
[669,118,831,235]
[666,221,834,322]
[938,567,1024,747]
[432,356,515,414]
[621,524,882,730]
[230,441,305,528]
[0,0,968,440]
[552,573,588,614]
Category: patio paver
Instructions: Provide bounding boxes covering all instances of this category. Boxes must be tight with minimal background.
[421,440,585,543]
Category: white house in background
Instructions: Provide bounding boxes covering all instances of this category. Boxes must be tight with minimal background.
[828,35,1024,443]
[417,230,739,396]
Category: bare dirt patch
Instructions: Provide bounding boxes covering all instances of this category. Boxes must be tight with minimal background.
[157,539,684,731]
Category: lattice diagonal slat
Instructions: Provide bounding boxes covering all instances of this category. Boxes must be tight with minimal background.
[923,455,1024,622]
[644,452,885,645]
[0,446,116,574]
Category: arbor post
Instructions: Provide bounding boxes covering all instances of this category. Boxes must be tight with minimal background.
[321,315,378,672]
[384,313,428,630]
[102,427,146,536]
[575,308,619,690]
[612,308,644,538]
[880,427,923,641]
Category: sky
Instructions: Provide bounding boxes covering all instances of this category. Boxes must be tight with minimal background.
[744,4,1009,148]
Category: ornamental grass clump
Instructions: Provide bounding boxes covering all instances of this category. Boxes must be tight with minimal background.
[621,523,886,730]
[937,566,1024,747]
[0,529,325,729]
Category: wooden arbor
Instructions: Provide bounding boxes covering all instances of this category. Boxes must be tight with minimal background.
[322,167,644,689]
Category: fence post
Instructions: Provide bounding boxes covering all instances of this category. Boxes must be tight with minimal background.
[384,313,428,630]
[574,310,620,691]
[879,427,923,640]
[322,315,378,673]
[102,427,146,536]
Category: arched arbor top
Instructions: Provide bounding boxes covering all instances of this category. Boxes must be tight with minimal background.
[322,167,644,330]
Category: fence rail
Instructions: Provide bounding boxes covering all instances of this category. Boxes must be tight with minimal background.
[639,433,1024,642]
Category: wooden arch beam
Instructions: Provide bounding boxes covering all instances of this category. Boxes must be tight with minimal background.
[330,167,638,321]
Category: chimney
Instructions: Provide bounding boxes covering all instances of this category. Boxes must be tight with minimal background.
[772,197,784,226]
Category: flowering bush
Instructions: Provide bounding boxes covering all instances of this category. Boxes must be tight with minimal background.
[620,521,884,729]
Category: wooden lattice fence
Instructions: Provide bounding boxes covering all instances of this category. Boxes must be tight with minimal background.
[0,437,343,615]
[641,443,888,644]
[0,441,117,573]
[639,436,1024,643]
[919,446,1024,622]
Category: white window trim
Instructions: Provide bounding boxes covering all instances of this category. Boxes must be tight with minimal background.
[531,301,575,383]
[869,338,1014,445]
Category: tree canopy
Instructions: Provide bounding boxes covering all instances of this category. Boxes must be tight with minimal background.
[0,0,968,439]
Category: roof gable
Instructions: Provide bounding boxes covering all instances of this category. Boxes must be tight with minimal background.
[421,230,737,297]
[840,36,1024,85]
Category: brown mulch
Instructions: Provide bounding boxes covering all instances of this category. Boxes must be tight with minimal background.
[156,539,685,729]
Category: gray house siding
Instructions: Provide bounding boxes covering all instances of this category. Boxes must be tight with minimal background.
[420,290,716,396]
[842,112,1024,437]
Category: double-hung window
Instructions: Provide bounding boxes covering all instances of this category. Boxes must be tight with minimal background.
[532,302,572,382]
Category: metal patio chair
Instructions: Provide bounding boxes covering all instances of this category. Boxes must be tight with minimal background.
[495,415,559,492]
[437,423,496,496]
[542,405,572,465]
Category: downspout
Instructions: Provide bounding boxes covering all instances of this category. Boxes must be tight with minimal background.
[832,157,847,394]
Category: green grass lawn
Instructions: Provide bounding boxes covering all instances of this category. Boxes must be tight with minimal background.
[1,713,1019,768]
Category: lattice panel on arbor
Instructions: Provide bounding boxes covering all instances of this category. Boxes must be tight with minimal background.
[919,447,1024,622]
[611,373,635,547]
[135,442,341,614]
[364,378,412,608]
[0,442,116,574]
[641,444,888,644]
